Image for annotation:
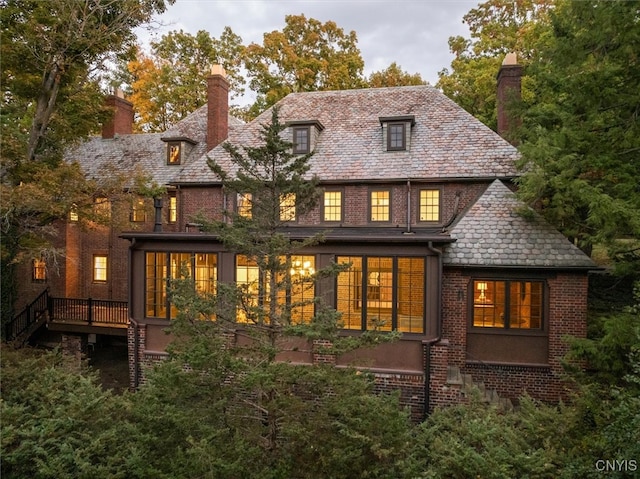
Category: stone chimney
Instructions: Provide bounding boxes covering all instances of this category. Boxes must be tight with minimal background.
[102,89,134,139]
[496,53,523,145]
[207,65,229,151]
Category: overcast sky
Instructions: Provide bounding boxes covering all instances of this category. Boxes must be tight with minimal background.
[139,0,479,90]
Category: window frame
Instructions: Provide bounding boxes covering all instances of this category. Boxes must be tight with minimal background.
[335,255,426,335]
[168,192,177,223]
[167,142,181,165]
[93,254,108,283]
[418,188,442,223]
[369,189,391,223]
[236,192,253,218]
[130,198,147,223]
[322,189,343,222]
[292,126,310,154]
[279,193,297,222]
[469,278,548,333]
[387,122,406,151]
[32,258,46,282]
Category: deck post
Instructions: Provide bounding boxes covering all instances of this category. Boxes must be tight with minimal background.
[87,297,93,324]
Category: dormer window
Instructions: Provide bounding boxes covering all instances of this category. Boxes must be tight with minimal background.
[287,120,324,155]
[379,115,415,152]
[388,123,405,150]
[293,126,310,154]
[168,142,181,164]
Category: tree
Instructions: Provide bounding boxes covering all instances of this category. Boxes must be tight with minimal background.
[436,0,555,129]
[367,62,426,88]
[122,28,246,132]
[516,0,640,267]
[243,14,366,118]
[1,0,170,325]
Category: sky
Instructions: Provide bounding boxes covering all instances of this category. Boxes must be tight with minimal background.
[138,0,480,89]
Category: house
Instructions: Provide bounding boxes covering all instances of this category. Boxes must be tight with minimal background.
[14,61,596,420]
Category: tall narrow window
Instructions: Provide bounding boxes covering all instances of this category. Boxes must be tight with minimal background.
[419,189,440,222]
[293,126,310,154]
[168,193,177,223]
[131,198,146,222]
[370,190,390,222]
[237,193,252,218]
[323,191,342,222]
[93,255,108,282]
[280,193,296,221]
[32,258,46,282]
[388,123,406,151]
[289,255,316,324]
[472,280,543,330]
[69,204,78,222]
[167,142,181,164]
[236,255,261,323]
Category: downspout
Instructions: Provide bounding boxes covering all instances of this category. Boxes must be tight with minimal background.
[406,179,412,234]
[128,237,139,389]
[423,240,443,419]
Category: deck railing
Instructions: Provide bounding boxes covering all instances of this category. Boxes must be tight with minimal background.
[4,288,50,341]
[49,297,129,326]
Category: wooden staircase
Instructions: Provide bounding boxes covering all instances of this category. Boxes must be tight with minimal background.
[447,365,513,411]
[4,288,50,345]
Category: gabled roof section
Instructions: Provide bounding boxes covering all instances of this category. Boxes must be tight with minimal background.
[174,85,520,184]
[443,180,597,269]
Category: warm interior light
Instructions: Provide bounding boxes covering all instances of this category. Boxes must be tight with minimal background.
[476,281,489,303]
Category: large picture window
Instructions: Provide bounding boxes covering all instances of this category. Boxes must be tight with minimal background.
[235,254,315,324]
[336,256,425,334]
[472,279,543,329]
[145,252,217,319]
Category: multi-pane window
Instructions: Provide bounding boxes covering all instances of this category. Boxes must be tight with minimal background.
[237,193,252,218]
[69,204,79,222]
[388,123,405,151]
[472,280,543,329]
[280,193,296,221]
[32,258,46,282]
[93,255,108,282]
[293,126,310,154]
[370,190,390,222]
[168,142,181,164]
[323,191,342,222]
[168,193,177,223]
[145,252,217,319]
[131,198,146,222]
[235,254,315,324]
[94,197,111,219]
[336,256,425,334]
[419,189,440,222]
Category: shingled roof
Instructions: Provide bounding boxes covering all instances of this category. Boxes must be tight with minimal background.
[65,106,242,186]
[443,180,596,269]
[174,85,520,184]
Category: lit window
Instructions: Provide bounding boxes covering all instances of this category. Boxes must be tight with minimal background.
[323,191,342,222]
[370,190,390,222]
[94,197,111,219]
[237,193,252,218]
[168,193,177,223]
[388,123,405,151]
[288,255,316,324]
[168,142,181,164]
[93,255,108,282]
[32,258,46,282]
[280,193,296,221]
[69,204,78,222]
[472,280,543,329]
[236,255,261,323]
[336,256,425,334]
[145,252,217,320]
[419,189,440,222]
[130,198,146,222]
[293,126,310,154]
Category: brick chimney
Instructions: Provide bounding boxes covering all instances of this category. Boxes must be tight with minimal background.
[102,89,134,139]
[207,65,229,151]
[496,53,523,145]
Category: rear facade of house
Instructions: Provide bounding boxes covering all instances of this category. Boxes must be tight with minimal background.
[14,64,595,420]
